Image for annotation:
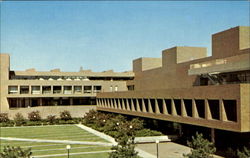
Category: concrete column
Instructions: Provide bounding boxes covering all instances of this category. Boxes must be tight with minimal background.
[148,99,153,113]
[114,99,118,109]
[70,98,73,105]
[155,99,160,114]
[62,86,64,94]
[192,99,199,118]
[96,99,99,107]
[117,99,121,109]
[51,86,54,94]
[211,128,215,144]
[17,85,20,94]
[162,99,168,115]
[29,85,31,94]
[131,99,135,111]
[126,99,130,111]
[205,99,212,120]
[121,99,126,110]
[106,99,109,108]
[220,99,227,121]
[136,99,141,112]
[142,99,147,113]
[39,98,43,106]
[110,99,114,108]
[171,99,177,116]
[181,99,187,117]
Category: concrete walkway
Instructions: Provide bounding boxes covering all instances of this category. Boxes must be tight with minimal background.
[32,150,113,158]
[0,137,113,146]
[76,124,117,145]
[77,124,156,158]
[137,142,224,158]
[137,142,190,158]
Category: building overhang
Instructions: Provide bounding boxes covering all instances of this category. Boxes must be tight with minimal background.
[188,59,250,75]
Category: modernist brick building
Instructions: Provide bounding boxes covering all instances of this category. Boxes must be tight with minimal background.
[1,26,249,134]
[0,54,133,117]
[96,26,250,134]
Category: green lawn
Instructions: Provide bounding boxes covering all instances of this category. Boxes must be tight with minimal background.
[0,125,111,158]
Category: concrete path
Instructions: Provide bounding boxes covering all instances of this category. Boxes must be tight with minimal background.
[137,142,224,158]
[76,124,156,158]
[76,124,117,145]
[137,142,190,158]
[32,150,113,158]
[0,137,113,146]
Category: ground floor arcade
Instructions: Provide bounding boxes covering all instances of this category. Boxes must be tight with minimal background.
[8,97,96,108]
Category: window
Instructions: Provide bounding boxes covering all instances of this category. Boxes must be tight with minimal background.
[42,86,51,94]
[53,86,62,94]
[127,85,135,91]
[74,86,82,94]
[208,100,220,120]
[64,86,72,94]
[84,86,92,93]
[8,86,18,94]
[31,86,40,94]
[223,100,237,122]
[110,86,113,92]
[20,86,29,94]
[93,86,102,93]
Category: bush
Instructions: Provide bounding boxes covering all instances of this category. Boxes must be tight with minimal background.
[0,146,32,158]
[47,115,57,124]
[14,113,26,126]
[28,111,41,121]
[25,121,43,126]
[60,110,72,121]
[0,113,9,123]
[135,129,163,137]
[0,121,14,127]
[237,146,250,158]
[183,132,216,158]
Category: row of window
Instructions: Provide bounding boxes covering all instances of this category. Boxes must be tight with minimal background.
[97,98,237,122]
[8,85,104,95]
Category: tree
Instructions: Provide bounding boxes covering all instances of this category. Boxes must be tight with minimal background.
[184,132,216,158]
[109,121,140,158]
[0,146,32,158]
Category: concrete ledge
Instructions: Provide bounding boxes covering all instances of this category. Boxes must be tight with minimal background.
[135,136,171,143]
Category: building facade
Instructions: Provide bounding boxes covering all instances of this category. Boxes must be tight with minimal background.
[0,55,134,114]
[96,26,250,133]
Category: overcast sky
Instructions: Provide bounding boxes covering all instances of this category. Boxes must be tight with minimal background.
[1,1,249,72]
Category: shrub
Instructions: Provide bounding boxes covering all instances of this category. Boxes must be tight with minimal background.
[14,113,26,126]
[60,110,72,121]
[83,109,99,125]
[0,146,32,158]
[25,121,42,126]
[28,111,41,121]
[109,135,139,158]
[47,115,57,124]
[237,146,250,158]
[0,113,9,123]
[135,129,163,137]
[183,132,216,158]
